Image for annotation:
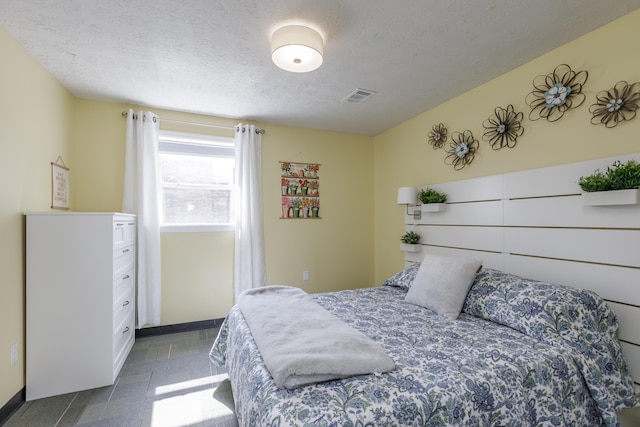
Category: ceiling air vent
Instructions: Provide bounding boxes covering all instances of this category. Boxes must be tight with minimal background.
[342,88,377,104]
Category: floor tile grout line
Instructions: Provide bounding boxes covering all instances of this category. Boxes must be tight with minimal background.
[53,392,78,427]
[4,328,234,426]
[96,377,121,420]
[147,371,155,394]
[107,377,120,403]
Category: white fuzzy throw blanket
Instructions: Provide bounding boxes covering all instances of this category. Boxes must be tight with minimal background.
[237,286,395,389]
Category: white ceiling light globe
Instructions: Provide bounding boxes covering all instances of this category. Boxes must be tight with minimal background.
[271,25,324,73]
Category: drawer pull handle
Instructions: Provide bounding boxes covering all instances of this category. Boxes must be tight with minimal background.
[123,300,130,307]
[115,223,124,227]
[122,248,130,253]
[123,275,130,280]
[128,222,135,226]
[123,327,130,334]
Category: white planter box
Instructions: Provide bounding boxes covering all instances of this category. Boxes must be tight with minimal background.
[582,189,640,206]
[400,243,421,252]
[420,203,447,213]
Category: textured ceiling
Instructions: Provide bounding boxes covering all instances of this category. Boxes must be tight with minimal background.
[2,0,640,136]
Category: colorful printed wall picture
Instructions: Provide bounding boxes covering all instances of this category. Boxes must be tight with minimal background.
[280,161,320,219]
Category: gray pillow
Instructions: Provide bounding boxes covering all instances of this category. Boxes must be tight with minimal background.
[405,254,482,319]
[381,262,420,291]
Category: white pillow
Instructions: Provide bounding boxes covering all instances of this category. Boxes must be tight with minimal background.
[405,254,482,320]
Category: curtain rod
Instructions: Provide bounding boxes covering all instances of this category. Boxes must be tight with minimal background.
[120,111,264,134]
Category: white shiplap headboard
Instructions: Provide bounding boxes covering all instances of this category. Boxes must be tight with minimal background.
[403,153,640,389]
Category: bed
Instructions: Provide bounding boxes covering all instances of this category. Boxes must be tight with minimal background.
[210,265,637,426]
[211,153,640,426]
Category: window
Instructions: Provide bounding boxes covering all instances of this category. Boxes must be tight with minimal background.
[158,130,235,232]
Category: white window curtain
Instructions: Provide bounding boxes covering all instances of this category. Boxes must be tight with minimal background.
[122,109,162,327]
[234,123,266,301]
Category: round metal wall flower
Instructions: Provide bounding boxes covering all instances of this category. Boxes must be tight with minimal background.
[427,123,448,149]
[482,104,524,149]
[445,130,478,170]
[525,64,589,122]
[589,81,640,128]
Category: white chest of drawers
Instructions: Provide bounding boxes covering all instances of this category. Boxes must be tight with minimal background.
[25,212,136,401]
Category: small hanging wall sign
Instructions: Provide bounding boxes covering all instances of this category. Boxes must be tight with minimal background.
[51,156,69,210]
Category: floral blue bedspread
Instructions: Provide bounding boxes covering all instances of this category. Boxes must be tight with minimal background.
[210,268,636,427]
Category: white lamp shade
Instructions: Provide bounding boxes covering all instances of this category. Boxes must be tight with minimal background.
[397,187,418,205]
[271,25,324,73]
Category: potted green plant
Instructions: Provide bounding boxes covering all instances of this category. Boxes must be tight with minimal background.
[310,198,320,217]
[400,231,421,252]
[418,188,448,212]
[579,159,640,206]
[291,198,302,217]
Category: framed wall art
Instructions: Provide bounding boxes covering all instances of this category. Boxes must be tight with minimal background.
[280,161,320,219]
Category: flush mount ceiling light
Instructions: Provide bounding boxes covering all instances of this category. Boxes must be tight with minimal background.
[271,25,324,73]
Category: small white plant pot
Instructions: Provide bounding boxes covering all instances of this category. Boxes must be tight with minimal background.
[420,203,447,213]
[582,189,640,206]
[400,243,421,252]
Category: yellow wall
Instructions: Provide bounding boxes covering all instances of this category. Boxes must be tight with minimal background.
[3,7,640,413]
[0,26,75,407]
[73,103,243,324]
[73,100,374,324]
[373,10,640,285]
[262,124,374,294]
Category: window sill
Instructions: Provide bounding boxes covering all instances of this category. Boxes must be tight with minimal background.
[161,224,235,233]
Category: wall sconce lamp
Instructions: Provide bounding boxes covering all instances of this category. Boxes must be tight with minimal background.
[271,25,324,73]
[397,187,420,219]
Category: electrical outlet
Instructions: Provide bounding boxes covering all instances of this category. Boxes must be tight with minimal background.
[10,343,18,365]
[303,270,309,281]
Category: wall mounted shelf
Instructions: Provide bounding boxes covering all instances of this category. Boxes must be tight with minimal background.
[400,243,422,252]
[582,189,640,206]
[420,203,447,213]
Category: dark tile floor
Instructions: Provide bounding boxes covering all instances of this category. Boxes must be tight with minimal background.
[5,327,639,426]
[4,328,238,427]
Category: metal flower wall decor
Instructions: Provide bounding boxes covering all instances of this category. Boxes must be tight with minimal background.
[482,104,524,149]
[589,81,640,128]
[525,64,589,122]
[445,130,478,170]
[427,123,448,149]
